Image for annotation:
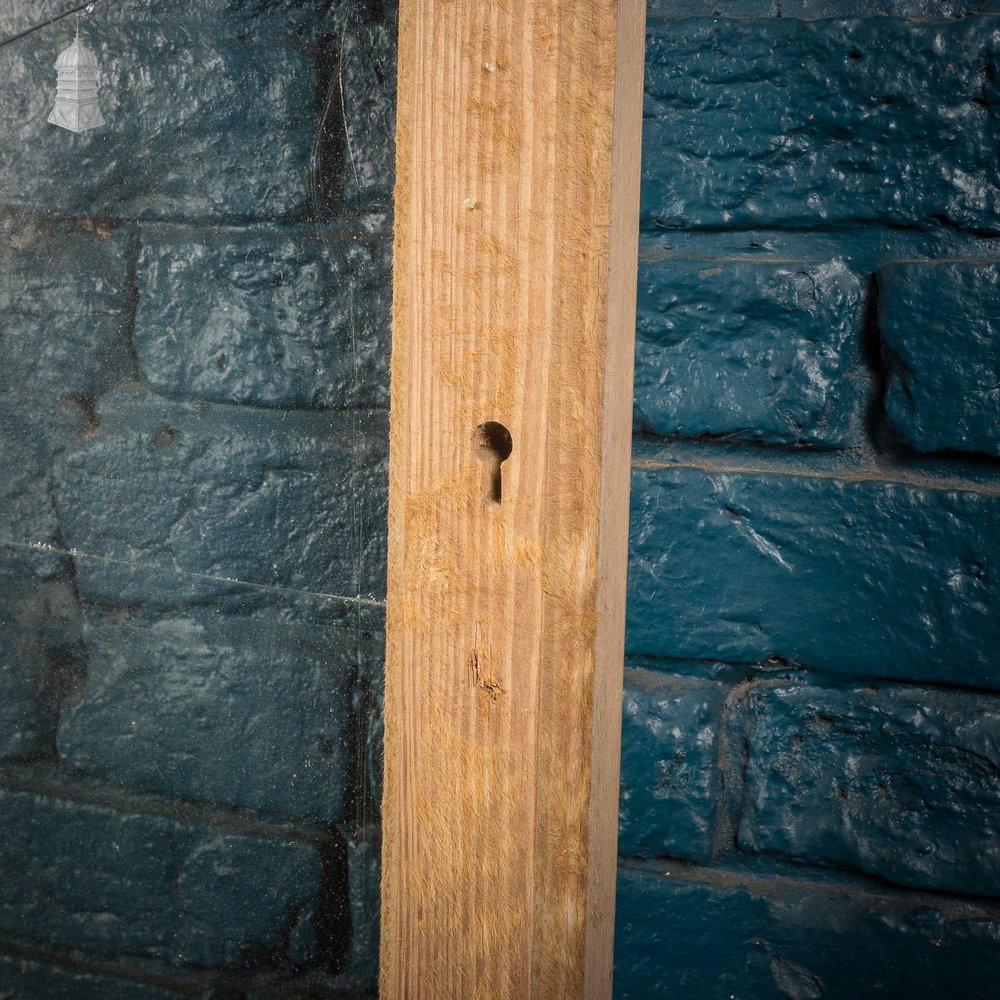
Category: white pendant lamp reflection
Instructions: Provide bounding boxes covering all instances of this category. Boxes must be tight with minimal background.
[48,9,105,133]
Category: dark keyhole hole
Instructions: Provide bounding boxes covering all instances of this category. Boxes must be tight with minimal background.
[472,421,513,505]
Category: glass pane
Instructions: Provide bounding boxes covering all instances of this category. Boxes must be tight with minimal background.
[0,2,393,996]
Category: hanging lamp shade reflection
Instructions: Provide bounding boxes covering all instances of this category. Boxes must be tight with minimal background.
[48,38,105,133]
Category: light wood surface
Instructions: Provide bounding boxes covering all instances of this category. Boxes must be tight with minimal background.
[382,1,645,996]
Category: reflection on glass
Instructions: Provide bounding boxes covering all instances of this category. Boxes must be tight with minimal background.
[0,2,394,995]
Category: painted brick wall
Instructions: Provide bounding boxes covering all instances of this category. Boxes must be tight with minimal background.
[0,1,393,997]
[7,2,1000,998]
[615,2,1000,997]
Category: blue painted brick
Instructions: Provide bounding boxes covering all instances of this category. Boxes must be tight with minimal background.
[647,1,774,15]
[642,17,1000,232]
[0,217,133,576]
[0,217,131,577]
[634,257,864,445]
[340,9,397,209]
[343,830,380,989]
[645,1,1000,12]
[618,667,726,864]
[740,681,1000,897]
[0,577,81,761]
[0,952,187,1000]
[615,865,1000,1000]
[0,2,331,221]
[615,867,777,1000]
[134,230,391,409]
[627,466,1000,686]
[780,0,1000,13]
[0,392,81,581]
[57,607,369,824]
[357,618,386,819]
[0,218,132,399]
[878,262,1000,457]
[0,786,322,969]
[53,389,388,608]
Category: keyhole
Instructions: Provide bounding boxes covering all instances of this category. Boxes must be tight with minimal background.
[473,421,513,505]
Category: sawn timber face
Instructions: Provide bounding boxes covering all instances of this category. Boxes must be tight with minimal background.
[383,1,644,997]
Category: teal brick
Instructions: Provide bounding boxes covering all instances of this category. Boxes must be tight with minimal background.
[57,607,367,824]
[0,952,187,1000]
[0,217,128,579]
[340,9,397,209]
[343,830,380,989]
[0,577,81,760]
[779,0,1000,13]
[0,2,331,221]
[642,17,1000,232]
[615,867,775,999]
[618,668,726,863]
[0,217,132,399]
[634,258,863,445]
[0,786,321,969]
[174,834,320,969]
[0,215,128,577]
[0,1,391,994]
[878,262,1000,456]
[52,389,388,608]
[0,391,85,581]
[648,2,774,14]
[615,865,1000,1000]
[740,681,1000,896]
[357,616,386,814]
[134,231,391,409]
[627,466,1000,686]
[645,1,997,12]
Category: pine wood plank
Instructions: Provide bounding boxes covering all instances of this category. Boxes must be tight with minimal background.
[382,2,645,996]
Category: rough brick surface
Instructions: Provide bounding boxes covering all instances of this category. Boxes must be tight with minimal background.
[621,5,1000,992]
[615,865,1000,1000]
[643,18,1000,232]
[0,219,120,579]
[0,952,186,1000]
[53,389,388,607]
[627,466,1000,686]
[0,391,84,580]
[0,2,69,39]
[647,0,774,14]
[57,607,368,824]
[340,8,397,209]
[648,0,1000,12]
[634,258,863,445]
[740,682,1000,896]
[878,262,1000,456]
[0,0,392,993]
[618,668,726,864]
[0,577,82,761]
[0,3,331,221]
[0,217,132,398]
[356,616,386,816]
[343,831,380,988]
[11,0,1000,993]
[0,786,322,969]
[779,0,1000,13]
[134,231,391,409]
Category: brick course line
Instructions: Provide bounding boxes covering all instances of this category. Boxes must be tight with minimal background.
[0,935,207,995]
[616,856,1000,919]
[631,458,1000,498]
[0,764,340,844]
[0,539,387,608]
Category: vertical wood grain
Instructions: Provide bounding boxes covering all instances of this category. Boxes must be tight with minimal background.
[382,2,645,996]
